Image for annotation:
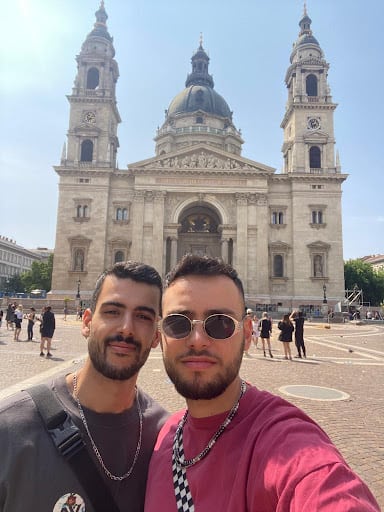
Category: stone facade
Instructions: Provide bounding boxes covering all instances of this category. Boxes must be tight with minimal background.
[51,5,347,312]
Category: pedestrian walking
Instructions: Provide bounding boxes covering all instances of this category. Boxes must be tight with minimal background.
[27,307,36,341]
[290,310,306,358]
[243,308,253,357]
[259,311,273,358]
[5,303,14,330]
[277,313,294,360]
[251,314,260,349]
[40,306,55,357]
[13,304,23,341]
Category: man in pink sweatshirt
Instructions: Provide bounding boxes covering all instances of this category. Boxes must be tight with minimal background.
[145,254,379,512]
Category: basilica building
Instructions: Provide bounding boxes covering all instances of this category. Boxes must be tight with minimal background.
[51,3,347,312]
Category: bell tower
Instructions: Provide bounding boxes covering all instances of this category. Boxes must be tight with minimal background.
[281,5,339,174]
[62,1,120,169]
[51,2,122,297]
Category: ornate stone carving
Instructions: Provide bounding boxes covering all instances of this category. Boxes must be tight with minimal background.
[144,150,259,171]
[133,190,145,201]
[257,194,268,206]
[235,193,249,205]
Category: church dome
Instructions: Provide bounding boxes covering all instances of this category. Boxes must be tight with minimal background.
[296,33,319,47]
[168,85,232,118]
[167,40,232,120]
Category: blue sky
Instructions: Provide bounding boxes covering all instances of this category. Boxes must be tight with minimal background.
[1,0,383,260]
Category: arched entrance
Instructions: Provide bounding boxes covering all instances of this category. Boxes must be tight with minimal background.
[178,205,222,259]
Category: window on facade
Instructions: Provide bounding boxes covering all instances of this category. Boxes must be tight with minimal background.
[76,205,89,218]
[80,140,93,162]
[273,255,284,277]
[311,210,323,224]
[309,146,321,168]
[114,251,125,263]
[313,254,323,277]
[115,208,128,221]
[196,116,204,124]
[272,211,284,225]
[86,67,99,89]
[306,74,318,96]
[73,249,85,272]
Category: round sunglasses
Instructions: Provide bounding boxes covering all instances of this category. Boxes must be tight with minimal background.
[159,313,243,340]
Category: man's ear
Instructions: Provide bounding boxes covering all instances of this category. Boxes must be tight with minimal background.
[82,308,92,339]
[151,327,160,349]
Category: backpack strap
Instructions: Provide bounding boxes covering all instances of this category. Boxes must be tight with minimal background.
[26,384,120,512]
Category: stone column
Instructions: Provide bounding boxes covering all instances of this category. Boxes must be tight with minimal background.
[170,237,178,268]
[221,238,229,262]
[235,193,249,285]
[152,191,166,272]
[255,194,269,296]
[130,191,145,260]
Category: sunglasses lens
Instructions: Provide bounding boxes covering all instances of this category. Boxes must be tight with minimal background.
[162,315,191,339]
[205,314,236,339]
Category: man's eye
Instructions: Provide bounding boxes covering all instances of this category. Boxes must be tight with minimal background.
[136,312,153,321]
[104,310,119,316]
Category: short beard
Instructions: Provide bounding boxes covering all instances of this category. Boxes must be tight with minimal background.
[163,340,244,400]
[88,334,151,381]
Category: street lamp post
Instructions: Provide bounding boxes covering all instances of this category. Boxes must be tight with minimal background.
[323,283,327,304]
[76,279,81,300]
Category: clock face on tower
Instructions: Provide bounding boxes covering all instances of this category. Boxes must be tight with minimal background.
[83,111,96,124]
[307,117,320,130]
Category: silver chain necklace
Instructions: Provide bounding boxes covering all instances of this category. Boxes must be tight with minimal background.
[72,372,143,481]
[173,380,247,468]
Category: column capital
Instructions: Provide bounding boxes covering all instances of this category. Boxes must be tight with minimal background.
[235,192,249,205]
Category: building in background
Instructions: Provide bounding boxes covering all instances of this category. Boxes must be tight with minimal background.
[361,255,384,273]
[51,4,347,312]
[0,237,50,291]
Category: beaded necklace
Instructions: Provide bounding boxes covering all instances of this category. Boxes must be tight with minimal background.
[173,380,247,468]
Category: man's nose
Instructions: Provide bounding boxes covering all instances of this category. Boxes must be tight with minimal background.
[119,313,134,336]
[185,320,211,349]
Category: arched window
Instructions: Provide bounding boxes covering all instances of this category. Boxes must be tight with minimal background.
[306,74,318,96]
[122,208,128,220]
[86,67,99,89]
[76,205,82,218]
[273,255,284,277]
[80,140,93,162]
[83,205,88,217]
[114,251,124,263]
[73,249,85,271]
[309,146,321,168]
[116,208,122,220]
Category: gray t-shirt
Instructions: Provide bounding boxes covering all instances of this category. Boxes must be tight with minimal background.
[0,374,169,511]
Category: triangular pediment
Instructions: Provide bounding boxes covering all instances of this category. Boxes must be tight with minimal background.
[303,130,329,143]
[307,240,331,250]
[128,144,275,174]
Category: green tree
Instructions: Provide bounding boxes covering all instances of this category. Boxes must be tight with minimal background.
[344,259,384,307]
[20,254,54,293]
[6,274,24,294]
